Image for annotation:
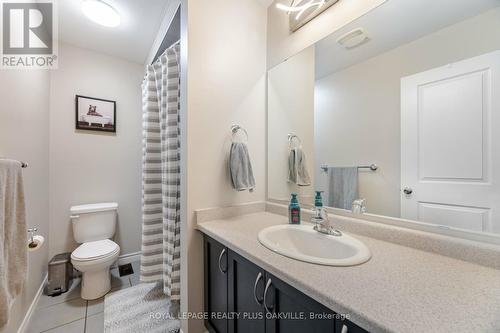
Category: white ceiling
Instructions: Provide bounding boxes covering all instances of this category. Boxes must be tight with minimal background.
[58,0,171,64]
[315,0,500,79]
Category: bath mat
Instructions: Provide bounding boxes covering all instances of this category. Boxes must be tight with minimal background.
[104,282,180,333]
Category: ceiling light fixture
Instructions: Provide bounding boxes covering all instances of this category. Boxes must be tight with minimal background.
[82,0,121,27]
[276,0,326,20]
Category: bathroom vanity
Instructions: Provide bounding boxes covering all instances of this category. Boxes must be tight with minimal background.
[201,2,500,332]
[204,235,362,333]
[198,207,500,333]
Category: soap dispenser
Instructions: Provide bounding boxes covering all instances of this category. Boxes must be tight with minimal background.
[289,193,301,224]
[312,191,328,224]
[312,191,341,236]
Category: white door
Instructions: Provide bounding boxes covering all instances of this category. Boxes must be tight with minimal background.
[401,50,500,234]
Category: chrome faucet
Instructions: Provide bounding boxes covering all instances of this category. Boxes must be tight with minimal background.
[311,206,342,236]
[352,199,366,214]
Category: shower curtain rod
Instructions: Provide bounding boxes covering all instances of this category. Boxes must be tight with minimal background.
[151,39,180,65]
[151,5,181,65]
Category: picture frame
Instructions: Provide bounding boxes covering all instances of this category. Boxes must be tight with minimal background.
[75,95,116,133]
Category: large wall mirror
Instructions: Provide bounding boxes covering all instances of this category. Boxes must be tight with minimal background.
[267,0,500,237]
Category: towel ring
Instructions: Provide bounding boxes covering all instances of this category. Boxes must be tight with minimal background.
[288,134,302,149]
[231,124,248,143]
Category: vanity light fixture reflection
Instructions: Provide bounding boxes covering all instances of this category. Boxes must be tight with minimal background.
[276,0,326,20]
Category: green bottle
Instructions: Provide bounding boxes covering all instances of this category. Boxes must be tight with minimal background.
[312,191,325,224]
[289,193,301,224]
[314,191,324,208]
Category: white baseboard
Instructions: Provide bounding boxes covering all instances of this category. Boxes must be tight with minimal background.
[17,274,47,333]
[17,252,140,332]
[114,251,141,267]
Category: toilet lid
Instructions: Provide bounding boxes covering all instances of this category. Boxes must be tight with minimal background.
[72,239,119,261]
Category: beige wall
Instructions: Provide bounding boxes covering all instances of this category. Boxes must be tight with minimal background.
[267,0,386,69]
[0,71,50,333]
[268,46,315,203]
[315,7,500,217]
[181,0,268,331]
[49,43,144,257]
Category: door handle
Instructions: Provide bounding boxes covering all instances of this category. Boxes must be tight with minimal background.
[253,272,264,305]
[341,324,348,333]
[263,278,274,314]
[403,187,413,195]
[218,248,227,274]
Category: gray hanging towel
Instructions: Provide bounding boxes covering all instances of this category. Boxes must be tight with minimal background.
[0,159,27,328]
[327,167,358,210]
[230,142,256,192]
[287,148,311,186]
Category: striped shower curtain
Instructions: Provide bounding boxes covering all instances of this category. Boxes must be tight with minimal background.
[140,44,181,300]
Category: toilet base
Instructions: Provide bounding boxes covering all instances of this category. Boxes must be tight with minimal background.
[80,269,111,300]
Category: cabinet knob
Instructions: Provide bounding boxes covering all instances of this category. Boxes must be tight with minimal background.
[341,324,348,333]
[218,248,227,274]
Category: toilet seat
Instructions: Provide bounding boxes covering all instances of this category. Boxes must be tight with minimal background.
[71,239,120,300]
[71,239,119,262]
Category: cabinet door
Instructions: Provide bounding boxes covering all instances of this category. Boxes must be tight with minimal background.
[204,236,228,333]
[263,273,335,333]
[336,319,370,333]
[227,250,266,333]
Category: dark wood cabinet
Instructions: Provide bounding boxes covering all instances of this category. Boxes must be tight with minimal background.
[264,273,335,333]
[204,236,229,333]
[227,250,266,333]
[204,235,369,333]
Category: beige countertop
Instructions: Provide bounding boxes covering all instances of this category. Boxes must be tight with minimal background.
[197,211,500,333]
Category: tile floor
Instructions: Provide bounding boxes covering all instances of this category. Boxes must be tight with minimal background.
[26,261,141,333]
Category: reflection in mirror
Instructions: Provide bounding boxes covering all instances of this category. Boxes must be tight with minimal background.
[267,0,500,235]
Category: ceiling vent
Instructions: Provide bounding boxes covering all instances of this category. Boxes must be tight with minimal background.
[336,28,369,49]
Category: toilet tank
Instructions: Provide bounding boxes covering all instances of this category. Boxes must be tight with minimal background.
[70,203,118,243]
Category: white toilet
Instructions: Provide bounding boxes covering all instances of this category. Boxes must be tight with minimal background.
[70,203,120,300]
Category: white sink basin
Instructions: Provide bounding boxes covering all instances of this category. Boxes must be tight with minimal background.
[258,224,371,266]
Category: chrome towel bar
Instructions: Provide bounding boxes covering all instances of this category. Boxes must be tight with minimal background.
[321,164,378,172]
[0,158,28,168]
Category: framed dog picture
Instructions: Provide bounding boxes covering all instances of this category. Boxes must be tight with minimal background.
[75,95,116,133]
